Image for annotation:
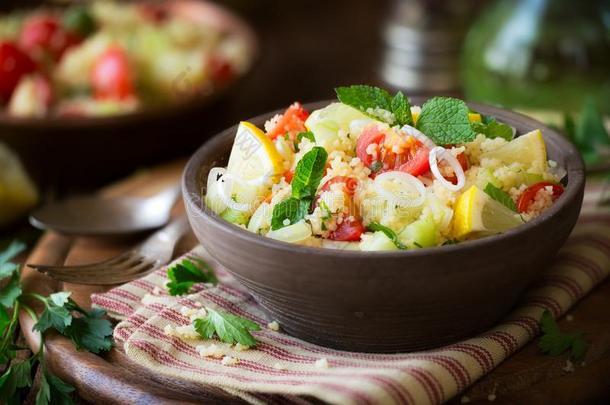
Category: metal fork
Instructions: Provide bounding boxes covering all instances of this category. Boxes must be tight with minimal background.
[28,216,190,285]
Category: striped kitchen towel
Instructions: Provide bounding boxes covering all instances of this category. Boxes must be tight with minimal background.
[92,182,610,405]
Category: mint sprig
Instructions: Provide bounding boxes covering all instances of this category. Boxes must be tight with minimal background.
[484,183,517,212]
[335,85,413,126]
[416,97,476,145]
[271,147,328,230]
[472,116,515,141]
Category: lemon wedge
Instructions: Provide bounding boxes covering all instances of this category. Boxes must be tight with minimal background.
[453,185,523,239]
[0,143,39,226]
[227,121,284,189]
[480,129,547,169]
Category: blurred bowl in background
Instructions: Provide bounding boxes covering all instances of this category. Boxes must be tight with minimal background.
[0,0,258,188]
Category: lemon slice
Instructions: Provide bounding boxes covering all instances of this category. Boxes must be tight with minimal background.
[0,143,39,226]
[480,129,547,169]
[227,121,284,191]
[453,185,523,239]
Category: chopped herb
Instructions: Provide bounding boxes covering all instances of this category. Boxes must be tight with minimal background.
[335,85,412,126]
[166,258,217,296]
[484,183,517,212]
[294,131,316,152]
[193,307,261,346]
[413,241,423,248]
[291,147,328,199]
[370,160,383,173]
[539,310,588,360]
[318,200,332,220]
[367,222,407,250]
[471,115,515,141]
[416,97,476,145]
[271,198,311,230]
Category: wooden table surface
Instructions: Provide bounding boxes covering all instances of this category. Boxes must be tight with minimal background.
[16,159,610,404]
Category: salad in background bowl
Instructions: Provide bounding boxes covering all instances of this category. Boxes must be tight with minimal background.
[204,85,567,251]
[183,86,584,352]
[0,0,257,186]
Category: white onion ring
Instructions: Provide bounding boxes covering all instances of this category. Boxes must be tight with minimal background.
[207,167,226,189]
[400,125,437,149]
[429,146,466,192]
[374,171,427,208]
[217,172,252,212]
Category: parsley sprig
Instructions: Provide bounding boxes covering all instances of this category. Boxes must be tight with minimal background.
[193,307,261,347]
[0,241,114,404]
[539,310,588,361]
[166,258,218,296]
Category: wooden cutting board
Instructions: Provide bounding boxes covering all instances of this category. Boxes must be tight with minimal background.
[19,159,610,404]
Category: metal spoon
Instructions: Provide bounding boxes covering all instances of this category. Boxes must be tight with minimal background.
[29,184,182,236]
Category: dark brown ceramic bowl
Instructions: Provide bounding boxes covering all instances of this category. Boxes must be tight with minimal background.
[0,0,258,188]
[183,100,585,353]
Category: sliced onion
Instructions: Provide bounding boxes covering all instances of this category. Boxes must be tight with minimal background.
[217,172,252,212]
[400,125,437,149]
[374,171,427,208]
[429,146,466,192]
[207,167,226,190]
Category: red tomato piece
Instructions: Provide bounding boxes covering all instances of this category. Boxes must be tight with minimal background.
[445,152,469,185]
[320,176,358,195]
[283,170,294,184]
[91,46,134,100]
[208,54,234,85]
[329,218,365,241]
[356,125,385,168]
[138,3,169,23]
[266,102,310,141]
[517,182,564,213]
[398,146,430,176]
[19,15,79,62]
[0,42,36,103]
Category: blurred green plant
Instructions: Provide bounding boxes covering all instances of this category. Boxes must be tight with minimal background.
[562,98,610,168]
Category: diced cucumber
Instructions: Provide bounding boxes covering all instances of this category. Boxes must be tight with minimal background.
[360,232,399,251]
[305,102,370,148]
[220,208,250,225]
[247,202,272,234]
[266,220,312,243]
[321,240,361,251]
[475,168,501,190]
[398,216,439,248]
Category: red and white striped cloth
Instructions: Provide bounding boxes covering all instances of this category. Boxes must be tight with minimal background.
[92,182,610,405]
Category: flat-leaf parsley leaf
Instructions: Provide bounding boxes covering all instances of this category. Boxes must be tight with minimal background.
[193,307,261,347]
[166,258,218,296]
[539,310,588,360]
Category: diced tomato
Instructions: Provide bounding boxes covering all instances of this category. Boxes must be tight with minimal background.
[356,125,386,168]
[208,54,234,85]
[0,42,36,103]
[19,15,80,62]
[283,170,294,184]
[445,152,469,185]
[320,176,358,195]
[398,146,430,176]
[329,218,365,241]
[517,182,564,213]
[266,103,310,141]
[138,3,169,23]
[91,46,134,100]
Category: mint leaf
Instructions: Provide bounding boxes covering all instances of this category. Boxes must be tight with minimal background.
[291,146,328,199]
[166,258,217,296]
[335,85,413,126]
[484,183,517,212]
[539,310,588,360]
[416,97,476,145]
[391,91,413,126]
[193,307,261,347]
[472,116,514,141]
[271,198,311,230]
[367,222,407,249]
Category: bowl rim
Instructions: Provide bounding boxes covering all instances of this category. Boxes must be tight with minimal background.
[0,0,259,130]
[183,99,586,259]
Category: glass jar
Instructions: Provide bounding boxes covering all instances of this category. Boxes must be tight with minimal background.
[462,0,610,114]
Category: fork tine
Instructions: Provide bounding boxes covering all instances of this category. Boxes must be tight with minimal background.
[30,253,140,275]
[28,251,134,272]
[44,259,159,285]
